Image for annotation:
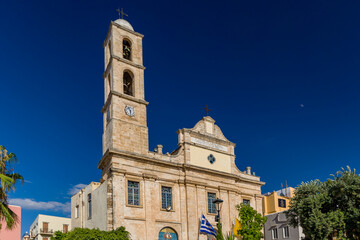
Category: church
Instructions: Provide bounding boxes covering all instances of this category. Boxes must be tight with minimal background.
[71,15,265,240]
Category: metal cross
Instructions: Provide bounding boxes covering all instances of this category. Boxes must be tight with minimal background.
[203,105,212,116]
[116,8,128,19]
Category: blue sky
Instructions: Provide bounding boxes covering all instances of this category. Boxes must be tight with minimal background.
[1,0,360,235]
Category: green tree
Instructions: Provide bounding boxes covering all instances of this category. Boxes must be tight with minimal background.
[236,203,267,240]
[50,227,130,240]
[0,145,23,230]
[286,166,360,240]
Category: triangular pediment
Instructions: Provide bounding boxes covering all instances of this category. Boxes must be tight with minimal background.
[190,116,230,142]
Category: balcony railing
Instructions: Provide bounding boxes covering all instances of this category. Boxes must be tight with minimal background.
[40,228,54,234]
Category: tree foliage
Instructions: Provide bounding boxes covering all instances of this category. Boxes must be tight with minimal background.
[216,222,224,240]
[0,145,23,230]
[236,203,267,240]
[50,227,130,240]
[286,166,360,240]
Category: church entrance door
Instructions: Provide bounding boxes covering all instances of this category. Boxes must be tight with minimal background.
[158,227,178,240]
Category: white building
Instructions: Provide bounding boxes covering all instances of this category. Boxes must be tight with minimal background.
[29,214,71,240]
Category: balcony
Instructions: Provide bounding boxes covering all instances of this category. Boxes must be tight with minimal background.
[30,231,38,239]
[40,228,54,235]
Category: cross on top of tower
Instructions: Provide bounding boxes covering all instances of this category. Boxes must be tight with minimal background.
[203,105,212,116]
[116,8,128,19]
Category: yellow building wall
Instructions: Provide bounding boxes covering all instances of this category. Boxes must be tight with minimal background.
[189,145,231,173]
[263,187,295,215]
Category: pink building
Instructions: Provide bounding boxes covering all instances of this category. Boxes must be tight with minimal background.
[0,205,21,240]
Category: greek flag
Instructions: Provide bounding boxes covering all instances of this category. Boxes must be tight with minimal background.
[199,214,217,237]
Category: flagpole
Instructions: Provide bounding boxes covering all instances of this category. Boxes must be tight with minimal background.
[231,217,235,237]
[198,214,201,240]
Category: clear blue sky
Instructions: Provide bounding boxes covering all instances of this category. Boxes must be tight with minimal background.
[1,0,360,236]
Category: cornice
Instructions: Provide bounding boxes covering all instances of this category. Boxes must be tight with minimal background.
[101,90,149,113]
[103,22,144,48]
[184,142,234,157]
[112,90,149,105]
[102,59,112,79]
[180,128,236,147]
[111,21,144,38]
[101,94,112,113]
[98,149,265,187]
[112,55,145,70]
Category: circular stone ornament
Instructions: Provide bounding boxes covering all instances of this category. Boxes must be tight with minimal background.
[208,154,216,164]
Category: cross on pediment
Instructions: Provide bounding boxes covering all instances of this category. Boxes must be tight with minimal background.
[203,105,212,116]
[116,8,128,19]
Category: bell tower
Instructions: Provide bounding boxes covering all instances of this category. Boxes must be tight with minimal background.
[102,16,149,156]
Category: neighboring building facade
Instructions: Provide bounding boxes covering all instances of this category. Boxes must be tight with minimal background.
[263,187,294,215]
[0,205,21,240]
[29,214,71,240]
[71,17,265,240]
[263,187,304,240]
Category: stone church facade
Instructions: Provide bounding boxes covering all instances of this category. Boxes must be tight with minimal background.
[71,17,265,240]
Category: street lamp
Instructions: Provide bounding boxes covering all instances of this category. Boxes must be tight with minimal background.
[213,198,223,223]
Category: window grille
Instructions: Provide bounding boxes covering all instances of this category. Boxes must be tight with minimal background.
[207,193,217,214]
[161,186,172,209]
[128,181,140,205]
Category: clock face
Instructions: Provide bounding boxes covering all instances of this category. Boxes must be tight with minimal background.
[125,106,135,117]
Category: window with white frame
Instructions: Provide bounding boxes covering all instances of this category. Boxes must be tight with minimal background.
[128,180,140,206]
[161,186,172,210]
[87,193,92,219]
[207,192,217,214]
[272,228,278,239]
[283,226,290,238]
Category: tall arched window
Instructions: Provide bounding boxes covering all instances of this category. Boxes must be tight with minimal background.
[123,39,132,60]
[158,227,177,240]
[123,71,133,96]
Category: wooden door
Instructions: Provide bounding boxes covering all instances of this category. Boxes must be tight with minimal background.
[43,222,48,233]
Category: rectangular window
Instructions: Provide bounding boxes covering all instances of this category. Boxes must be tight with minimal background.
[207,192,217,214]
[243,199,250,205]
[88,193,92,219]
[106,108,110,124]
[161,186,172,210]
[63,224,68,233]
[283,226,290,238]
[75,205,79,218]
[272,228,278,239]
[128,181,140,206]
[278,199,286,208]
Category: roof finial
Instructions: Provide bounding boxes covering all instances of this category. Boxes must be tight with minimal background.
[203,105,212,116]
[116,8,128,19]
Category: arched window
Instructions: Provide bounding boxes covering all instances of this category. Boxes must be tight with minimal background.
[123,39,132,60]
[123,71,133,96]
[158,227,177,240]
